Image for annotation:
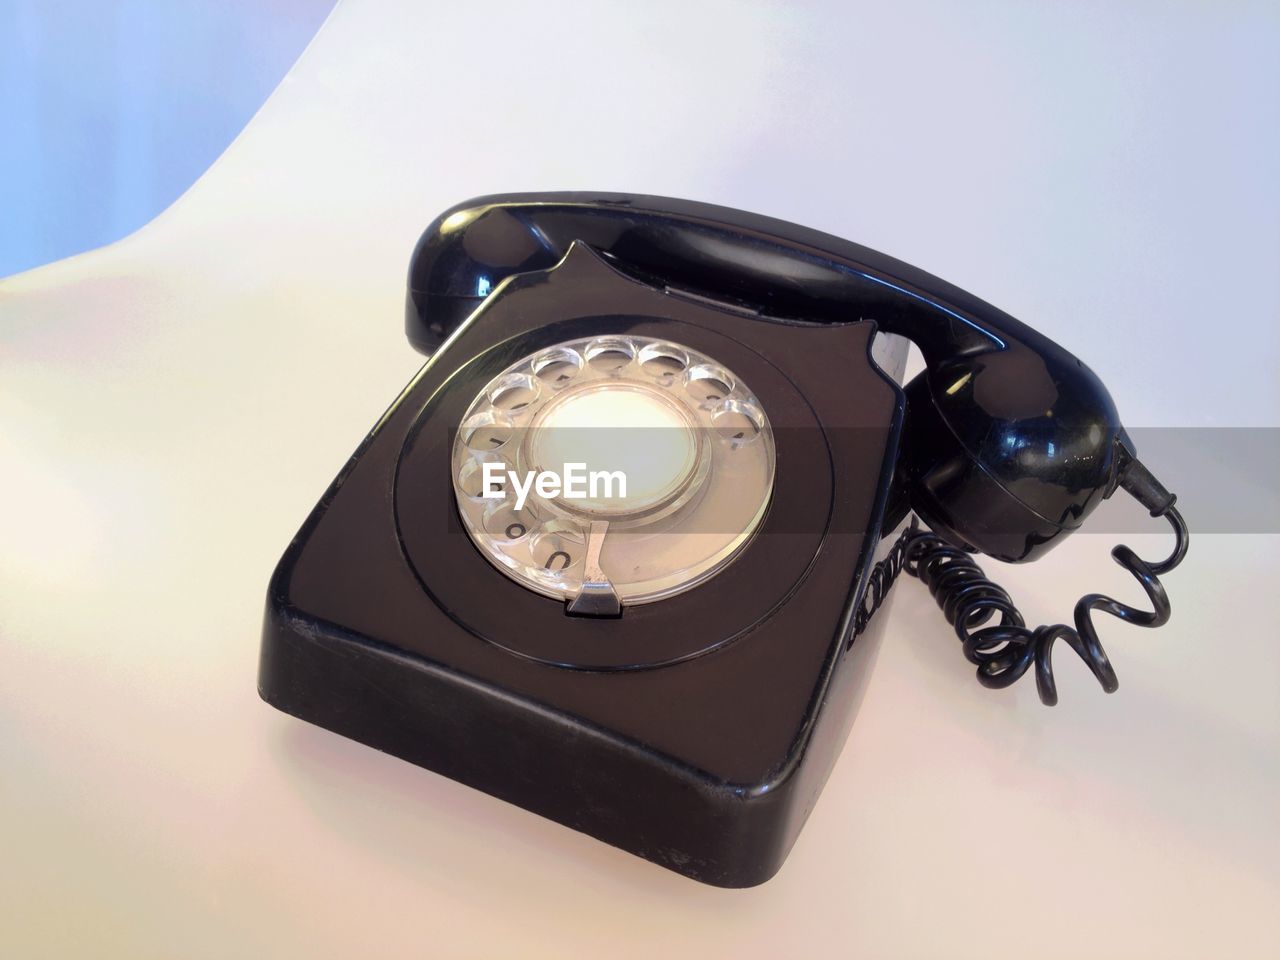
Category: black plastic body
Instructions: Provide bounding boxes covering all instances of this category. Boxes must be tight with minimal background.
[409,193,1132,561]
[262,244,909,886]
[262,191,1153,885]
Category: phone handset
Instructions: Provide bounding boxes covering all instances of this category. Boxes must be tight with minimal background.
[408,192,1187,703]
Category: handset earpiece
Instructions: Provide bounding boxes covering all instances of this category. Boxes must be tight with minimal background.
[899,345,1130,562]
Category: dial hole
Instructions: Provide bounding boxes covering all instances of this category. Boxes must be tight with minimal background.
[638,343,688,381]
[532,347,584,387]
[711,400,765,445]
[483,503,536,541]
[684,363,734,405]
[531,527,584,575]
[461,411,514,451]
[488,373,540,412]
[585,337,635,374]
[457,459,506,500]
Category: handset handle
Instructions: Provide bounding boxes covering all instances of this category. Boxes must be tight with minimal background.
[410,191,1024,359]
[408,192,1141,561]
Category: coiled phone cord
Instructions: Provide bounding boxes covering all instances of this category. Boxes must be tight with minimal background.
[856,501,1189,706]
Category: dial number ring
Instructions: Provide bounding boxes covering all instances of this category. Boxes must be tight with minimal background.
[450,335,775,606]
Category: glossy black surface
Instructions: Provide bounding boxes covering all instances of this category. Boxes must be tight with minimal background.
[408,193,1134,560]
[263,245,908,886]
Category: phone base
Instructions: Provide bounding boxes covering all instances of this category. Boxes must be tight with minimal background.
[260,247,909,886]
[260,529,902,887]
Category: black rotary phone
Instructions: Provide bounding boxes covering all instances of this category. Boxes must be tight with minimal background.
[259,193,1188,887]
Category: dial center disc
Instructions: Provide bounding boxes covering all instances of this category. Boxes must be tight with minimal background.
[528,383,699,516]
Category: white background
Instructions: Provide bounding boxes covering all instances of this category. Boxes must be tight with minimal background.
[2,1,1277,956]
[0,0,335,277]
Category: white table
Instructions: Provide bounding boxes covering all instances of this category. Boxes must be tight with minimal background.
[3,2,1277,956]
